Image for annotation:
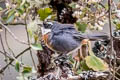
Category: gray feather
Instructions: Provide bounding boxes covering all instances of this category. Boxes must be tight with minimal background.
[47,22,109,53]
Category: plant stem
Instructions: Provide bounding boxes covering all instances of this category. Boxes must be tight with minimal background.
[24,10,37,70]
[108,0,116,79]
[0,47,31,73]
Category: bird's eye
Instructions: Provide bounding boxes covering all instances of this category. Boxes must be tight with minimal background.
[43,22,53,29]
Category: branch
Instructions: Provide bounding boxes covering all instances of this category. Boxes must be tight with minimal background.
[108,0,116,79]
[0,33,11,71]
[0,47,31,73]
[0,50,13,60]
[5,29,15,57]
[24,10,37,70]
[0,21,28,45]
[4,22,25,26]
[0,34,7,56]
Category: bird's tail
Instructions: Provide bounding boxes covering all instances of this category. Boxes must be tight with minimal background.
[80,32,109,40]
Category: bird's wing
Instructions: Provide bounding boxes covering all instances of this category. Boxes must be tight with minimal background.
[72,32,109,41]
[52,22,109,41]
[57,24,87,40]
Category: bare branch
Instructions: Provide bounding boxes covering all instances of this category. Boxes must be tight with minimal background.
[108,0,116,80]
[5,29,15,57]
[4,23,25,26]
[0,47,31,73]
[0,50,13,60]
[0,34,6,56]
[0,21,28,45]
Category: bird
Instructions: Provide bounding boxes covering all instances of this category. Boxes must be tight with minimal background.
[42,21,109,55]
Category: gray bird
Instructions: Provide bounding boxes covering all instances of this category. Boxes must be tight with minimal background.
[42,21,109,54]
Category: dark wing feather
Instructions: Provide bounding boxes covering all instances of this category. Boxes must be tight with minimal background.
[72,32,109,41]
[59,23,109,40]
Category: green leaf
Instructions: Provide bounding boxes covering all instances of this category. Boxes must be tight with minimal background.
[7,9,15,18]
[37,8,52,21]
[31,43,43,50]
[15,61,20,72]
[116,23,120,30]
[7,9,15,23]
[22,66,32,74]
[85,55,108,71]
[45,8,52,14]
[6,14,15,23]
[80,60,89,70]
[16,9,24,15]
[76,22,87,32]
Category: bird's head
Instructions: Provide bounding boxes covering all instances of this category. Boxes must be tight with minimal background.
[41,21,53,35]
[42,21,60,35]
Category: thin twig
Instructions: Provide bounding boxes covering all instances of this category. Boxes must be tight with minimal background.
[0,50,13,60]
[108,0,116,80]
[0,46,14,59]
[0,47,31,73]
[24,10,37,70]
[0,21,28,45]
[0,34,6,57]
[0,33,11,71]
[5,29,16,57]
[4,23,25,26]
[99,2,106,9]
